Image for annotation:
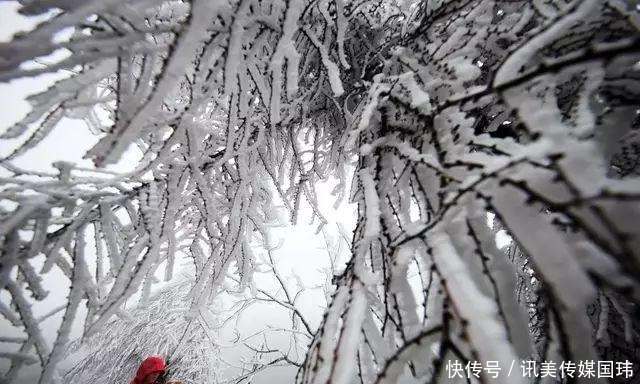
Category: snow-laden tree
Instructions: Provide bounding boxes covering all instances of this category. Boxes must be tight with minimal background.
[1,0,640,383]
[63,277,221,384]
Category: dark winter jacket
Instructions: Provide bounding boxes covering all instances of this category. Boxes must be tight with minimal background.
[130,355,165,384]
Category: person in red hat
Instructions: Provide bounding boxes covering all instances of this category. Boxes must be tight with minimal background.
[130,355,166,384]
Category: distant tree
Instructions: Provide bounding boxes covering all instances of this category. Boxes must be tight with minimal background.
[1,0,639,383]
[63,239,331,384]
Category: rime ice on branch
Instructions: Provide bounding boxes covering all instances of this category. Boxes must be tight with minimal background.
[1,0,640,383]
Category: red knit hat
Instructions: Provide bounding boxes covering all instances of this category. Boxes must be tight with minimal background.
[131,355,165,384]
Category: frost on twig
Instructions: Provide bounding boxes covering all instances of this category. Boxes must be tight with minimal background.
[1,0,640,382]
